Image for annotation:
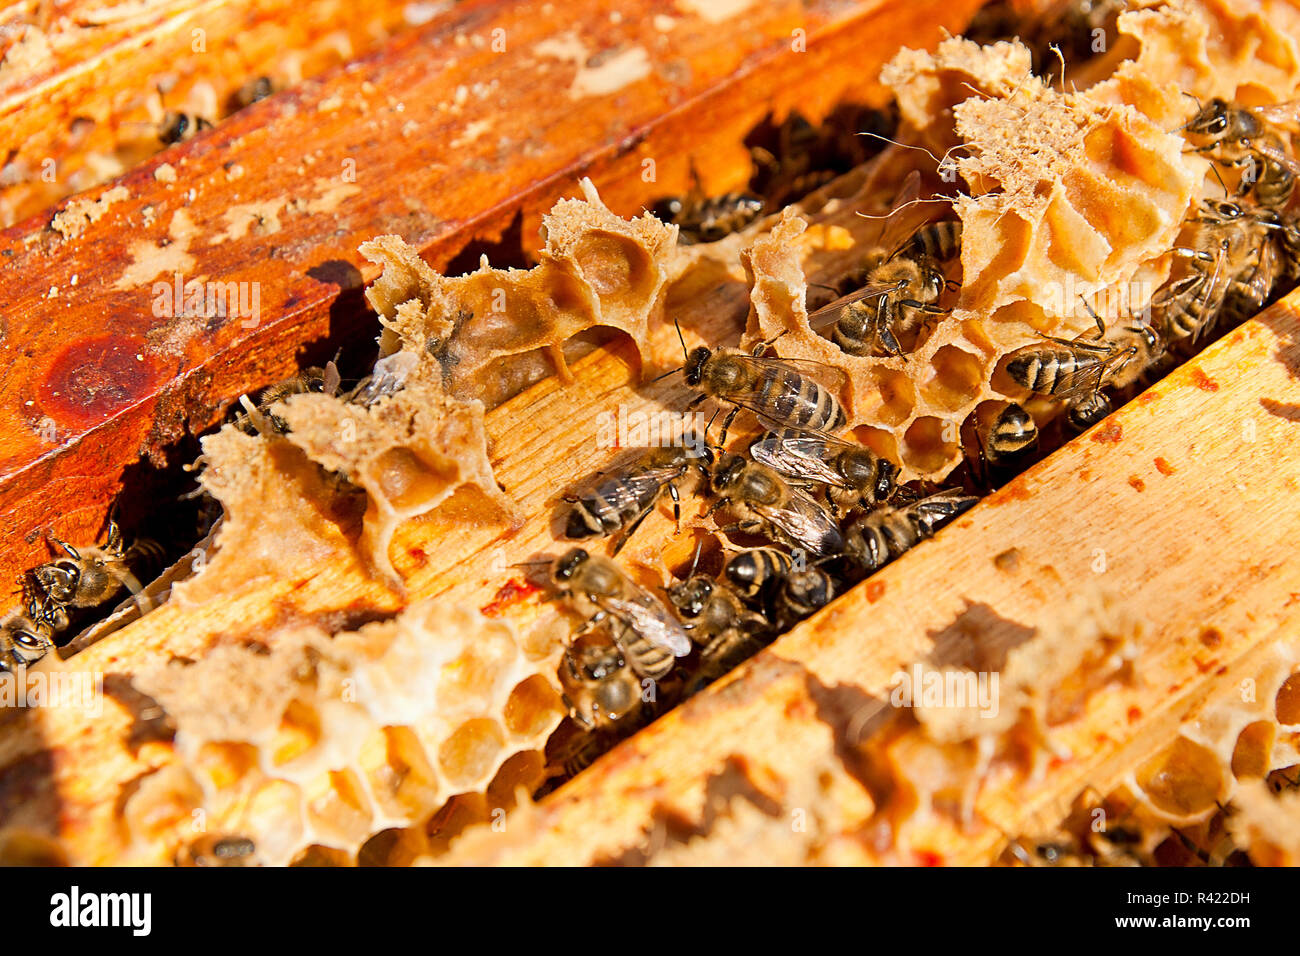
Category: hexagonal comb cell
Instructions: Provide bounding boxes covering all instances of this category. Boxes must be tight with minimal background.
[1276,671,1300,727]
[1231,721,1277,780]
[901,416,960,476]
[1134,737,1229,819]
[438,718,508,790]
[865,367,916,427]
[360,725,442,821]
[504,676,566,739]
[921,344,984,413]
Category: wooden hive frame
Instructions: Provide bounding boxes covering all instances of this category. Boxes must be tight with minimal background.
[1,0,1299,866]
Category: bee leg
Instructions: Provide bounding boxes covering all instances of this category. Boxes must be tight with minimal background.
[667,481,681,531]
[48,534,80,561]
[749,331,789,356]
[612,504,657,556]
[718,406,741,449]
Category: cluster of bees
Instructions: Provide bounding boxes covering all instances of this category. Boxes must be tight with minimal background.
[544,331,980,776]
[1004,766,1300,867]
[545,92,1300,778]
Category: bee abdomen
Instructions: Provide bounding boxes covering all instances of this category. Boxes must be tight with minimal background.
[724,548,793,598]
[612,624,675,680]
[1005,346,1085,395]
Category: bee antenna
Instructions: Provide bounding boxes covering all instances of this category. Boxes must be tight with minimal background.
[509,559,552,569]
[648,365,684,384]
[855,132,944,167]
[1077,295,1106,337]
[1049,44,1067,94]
[1207,162,1230,199]
[1173,92,1206,131]
[854,196,950,221]
[688,538,703,578]
[674,314,689,362]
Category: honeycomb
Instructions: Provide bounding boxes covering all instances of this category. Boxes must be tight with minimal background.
[113,601,566,866]
[360,179,681,408]
[276,380,520,591]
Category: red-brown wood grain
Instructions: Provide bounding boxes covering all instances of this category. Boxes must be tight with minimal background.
[0,0,985,598]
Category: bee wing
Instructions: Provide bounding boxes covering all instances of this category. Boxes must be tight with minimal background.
[807,281,903,332]
[749,433,850,487]
[875,170,939,254]
[1251,100,1300,132]
[1050,348,1134,404]
[755,489,843,558]
[590,464,684,511]
[910,489,979,530]
[598,594,692,657]
[731,353,850,395]
[1246,134,1300,177]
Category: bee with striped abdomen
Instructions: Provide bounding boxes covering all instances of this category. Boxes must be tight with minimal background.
[1182,97,1300,209]
[551,548,691,679]
[843,489,978,574]
[772,567,834,631]
[682,338,847,447]
[654,192,765,244]
[709,453,844,560]
[722,547,795,601]
[1003,308,1160,414]
[981,402,1038,464]
[564,446,712,555]
[1154,200,1281,346]
[810,171,960,359]
[667,575,773,695]
[748,428,899,513]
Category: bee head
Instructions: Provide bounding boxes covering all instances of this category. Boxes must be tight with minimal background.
[553,548,588,583]
[710,453,747,492]
[667,575,713,618]
[684,347,711,386]
[784,569,831,608]
[34,561,80,603]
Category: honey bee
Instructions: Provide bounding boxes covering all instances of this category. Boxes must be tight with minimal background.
[231,75,274,111]
[159,111,213,145]
[667,575,773,695]
[748,428,899,512]
[551,548,691,679]
[175,834,260,867]
[666,575,771,647]
[232,361,342,435]
[843,489,978,573]
[557,640,643,731]
[0,604,55,672]
[1183,97,1300,209]
[709,453,844,559]
[682,339,847,446]
[26,516,166,632]
[564,446,713,554]
[653,160,765,244]
[1003,311,1160,410]
[1155,200,1281,345]
[1001,836,1088,867]
[722,547,795,600]
[810,171,959,358]
[772,567,835,631]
